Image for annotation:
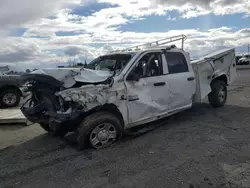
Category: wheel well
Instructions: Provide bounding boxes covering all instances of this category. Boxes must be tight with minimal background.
[211,75,228,86]
[83,104,125,127]
[0,85,22,96]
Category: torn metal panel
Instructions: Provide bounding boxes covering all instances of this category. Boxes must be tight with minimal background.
[57,85,111,109]
[57,83,126,112]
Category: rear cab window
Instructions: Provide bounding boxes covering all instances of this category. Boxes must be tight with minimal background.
[164,52,189,74]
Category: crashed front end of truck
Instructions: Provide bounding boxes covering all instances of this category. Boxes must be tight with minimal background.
[20,53,133,135]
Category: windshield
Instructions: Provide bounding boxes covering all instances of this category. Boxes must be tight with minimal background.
[86,52,136,74]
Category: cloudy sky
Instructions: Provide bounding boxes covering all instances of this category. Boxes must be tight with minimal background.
[0,0,250,70]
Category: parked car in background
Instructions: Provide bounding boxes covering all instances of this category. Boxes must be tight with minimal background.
[236,54,243,65]
[238,54,250,65]
[0,74,27,108]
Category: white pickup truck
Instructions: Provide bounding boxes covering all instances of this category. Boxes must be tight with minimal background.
[20,35,237,149]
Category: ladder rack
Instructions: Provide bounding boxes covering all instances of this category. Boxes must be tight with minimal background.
[111,34,187,53]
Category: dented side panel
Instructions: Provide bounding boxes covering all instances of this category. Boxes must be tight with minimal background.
[125,79,153,125]
[125,76,170,127]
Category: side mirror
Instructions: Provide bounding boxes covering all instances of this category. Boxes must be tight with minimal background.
[126,72,140,81]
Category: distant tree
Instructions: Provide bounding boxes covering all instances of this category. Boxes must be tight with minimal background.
[26,69,31,73]
[76,63,84,66]
[68,59,77,67]
[33,68,37,71]
[84,60,87,68]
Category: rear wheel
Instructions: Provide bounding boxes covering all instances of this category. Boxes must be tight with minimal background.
[77,111,123,150]
[0,89,21,108]
[208,80,227,108]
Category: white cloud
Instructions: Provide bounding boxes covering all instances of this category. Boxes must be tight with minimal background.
[167,15,177,21]
[152,0,250,18]
[0,0,249,70]
[98,0,250,19]
[0,0,81,29]
[1,26,250,69]
[0,38,41,63]
[18,0,250,40]
[23,29,56,38]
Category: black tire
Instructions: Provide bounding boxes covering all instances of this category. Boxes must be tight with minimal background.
[77,111,123,150]
[0,89,21,108]
[208,80,227,108]
[39,123,68,137]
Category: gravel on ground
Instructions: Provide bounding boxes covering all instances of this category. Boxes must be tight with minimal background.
[1,68,250,188]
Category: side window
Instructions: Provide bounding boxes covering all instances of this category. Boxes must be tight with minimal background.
[133,52,163,78]
[165,52,188,74]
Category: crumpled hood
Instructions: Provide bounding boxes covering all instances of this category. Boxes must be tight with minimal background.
[31,68,112,88]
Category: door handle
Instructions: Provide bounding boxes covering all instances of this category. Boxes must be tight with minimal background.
[187,77,195,81]
[154,82,166,86]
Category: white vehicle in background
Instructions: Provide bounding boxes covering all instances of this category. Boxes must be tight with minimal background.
[238,53,250,65]
[20,35,237,149]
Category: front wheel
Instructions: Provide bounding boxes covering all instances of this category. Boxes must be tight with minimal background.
[77,111,123,150]
[208,80,227,108]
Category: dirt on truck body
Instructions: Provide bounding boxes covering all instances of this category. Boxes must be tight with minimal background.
[20,35,237,149]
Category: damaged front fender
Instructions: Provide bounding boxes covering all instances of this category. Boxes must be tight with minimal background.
[20,70,128,132]
[57,84,120,111]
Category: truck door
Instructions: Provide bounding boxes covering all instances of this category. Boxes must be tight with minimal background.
[164,51,196,112]
[124,51,170,126]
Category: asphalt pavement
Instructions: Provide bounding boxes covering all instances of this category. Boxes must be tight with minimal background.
[1,67,250,188]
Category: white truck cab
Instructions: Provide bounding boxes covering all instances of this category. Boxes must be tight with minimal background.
[20,35,237,149]
[119,47,196,127]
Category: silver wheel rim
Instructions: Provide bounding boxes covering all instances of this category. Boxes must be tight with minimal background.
[218,86,226,102]
[3,93,17,105]
[90,123,117,149]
